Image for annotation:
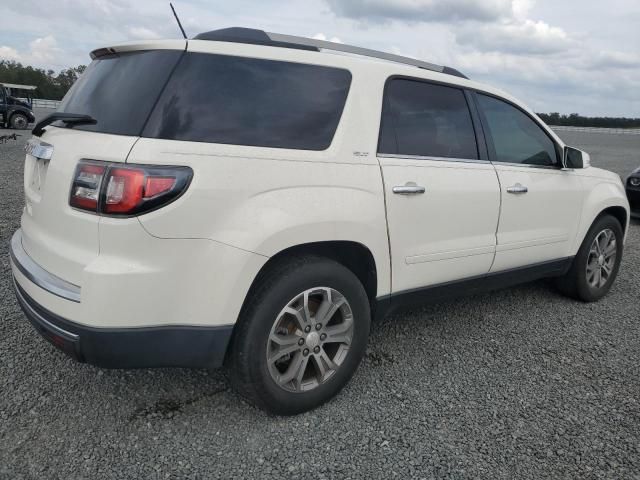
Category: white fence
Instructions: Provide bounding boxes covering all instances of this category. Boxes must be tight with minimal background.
[32,98,61,109]
[550,125,640,135]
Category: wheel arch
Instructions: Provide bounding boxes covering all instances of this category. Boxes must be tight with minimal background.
[573,182,630,253]
[247,240,379,310]
[223,240,381,365]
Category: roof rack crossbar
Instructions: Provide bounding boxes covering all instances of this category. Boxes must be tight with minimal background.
[266,32,446,74]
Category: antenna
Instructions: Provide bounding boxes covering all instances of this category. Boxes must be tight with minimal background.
[170,2,187,39]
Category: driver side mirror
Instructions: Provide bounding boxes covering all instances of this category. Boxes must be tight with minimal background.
[564,146,591,169]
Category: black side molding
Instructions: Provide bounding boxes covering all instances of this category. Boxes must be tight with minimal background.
[375,257,573,320]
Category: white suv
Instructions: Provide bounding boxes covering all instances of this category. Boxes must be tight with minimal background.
[10,28,630,414]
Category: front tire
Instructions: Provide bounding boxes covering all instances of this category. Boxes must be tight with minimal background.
[556,214,623,302]
[228,255,371,415]
[10,113,29,130]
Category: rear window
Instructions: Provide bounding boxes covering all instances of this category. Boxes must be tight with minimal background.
[57,50,183,136]
[142,53,352,150]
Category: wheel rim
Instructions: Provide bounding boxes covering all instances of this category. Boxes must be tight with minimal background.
[13,116,27,129]
[266,287,354,393]
[586,228,617,289]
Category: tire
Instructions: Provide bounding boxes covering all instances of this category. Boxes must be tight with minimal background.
[227,255,371,415]
[10,113,29,130]
[555,214,623,302]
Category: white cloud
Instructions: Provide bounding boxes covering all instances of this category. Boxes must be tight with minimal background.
[0,36,64,67]
[456,19,570,55]
[587,51,640,70]
[28,35,61,63]
[128,27,162,40]
[0,45,20,61]
[313,33,343,43]
[325,0,515,23]
[512,0,534,20]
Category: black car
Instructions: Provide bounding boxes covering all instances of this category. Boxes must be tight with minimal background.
[627,167,640,218]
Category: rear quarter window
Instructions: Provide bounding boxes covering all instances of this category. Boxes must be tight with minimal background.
[142,53,352,150]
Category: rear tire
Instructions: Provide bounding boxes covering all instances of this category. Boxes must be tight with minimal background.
[227,255,370,415]
[555,214,623,302]
[10,113,29,130]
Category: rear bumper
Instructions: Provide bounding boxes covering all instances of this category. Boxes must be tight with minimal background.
[10,228,234,369]
[12,278,233,369]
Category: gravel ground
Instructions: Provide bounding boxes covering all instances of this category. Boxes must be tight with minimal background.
[1,117,639,479]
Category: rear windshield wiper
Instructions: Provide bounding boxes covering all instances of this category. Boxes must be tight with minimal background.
[32,113,97,137]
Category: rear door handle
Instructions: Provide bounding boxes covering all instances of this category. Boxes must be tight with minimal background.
[506,183,528,194]
[392,183,426,195]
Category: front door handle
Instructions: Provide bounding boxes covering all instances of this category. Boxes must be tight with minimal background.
[392,183,426,195]
[506,183,528,194]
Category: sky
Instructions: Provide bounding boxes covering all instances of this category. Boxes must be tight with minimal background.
[0,0,638,117]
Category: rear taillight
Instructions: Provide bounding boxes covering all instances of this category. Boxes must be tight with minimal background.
[69,163,106,211]
[70,161,192,216]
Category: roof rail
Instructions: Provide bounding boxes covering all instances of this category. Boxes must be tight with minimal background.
[193,27,468,79]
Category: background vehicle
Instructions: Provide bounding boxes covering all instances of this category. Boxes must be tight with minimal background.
[0,83,36,129]
[10,28,630,414]
[626,167,640,218]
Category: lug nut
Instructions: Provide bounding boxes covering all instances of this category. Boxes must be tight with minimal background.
[315,323,322,330]
[298,338,305,346]
[320,333,327,341]
[313,346,320,354]
[303,348,310,356]
[305,325,311,333]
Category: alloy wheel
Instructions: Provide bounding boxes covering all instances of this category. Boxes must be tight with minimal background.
[266,287,354,392]
[586,228,617,289]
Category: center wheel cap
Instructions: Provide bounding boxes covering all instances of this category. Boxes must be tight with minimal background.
[598,255,605,266]
[305,331,320,349]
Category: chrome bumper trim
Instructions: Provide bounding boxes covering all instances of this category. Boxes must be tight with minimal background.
[9,229,81,303]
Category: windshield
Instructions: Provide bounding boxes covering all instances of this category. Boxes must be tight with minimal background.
[56,50,183,136]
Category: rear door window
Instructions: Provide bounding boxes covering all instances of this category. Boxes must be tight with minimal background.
[143,53,352,150]
[57,50,183,136]
[379,79,478,160]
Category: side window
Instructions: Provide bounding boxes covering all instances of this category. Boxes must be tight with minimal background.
[143,53,352,150]
[379,79,478,160]
[477,94,558,167]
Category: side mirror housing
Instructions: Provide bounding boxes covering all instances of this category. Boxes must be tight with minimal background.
[564,146,591,169]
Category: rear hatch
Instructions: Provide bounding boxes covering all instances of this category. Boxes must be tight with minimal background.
[21,44,184,286]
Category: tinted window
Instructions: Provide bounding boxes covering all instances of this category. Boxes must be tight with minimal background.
[57,50,183,136]
[143,53,352,150]
[379,79,478,159]
[477,94,558,166]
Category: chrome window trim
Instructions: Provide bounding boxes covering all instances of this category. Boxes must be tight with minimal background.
[9,229,81,303]
[491,161,561,170]
[377,153,491,165]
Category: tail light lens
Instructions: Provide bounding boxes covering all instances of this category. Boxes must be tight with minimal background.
[70,161,192,216]
[69,163,106,211]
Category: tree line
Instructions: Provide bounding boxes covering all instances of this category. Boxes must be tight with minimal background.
[0,60,86,100]
[537,112,640,129]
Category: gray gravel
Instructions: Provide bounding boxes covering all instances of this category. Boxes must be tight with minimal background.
[1,117,639,479]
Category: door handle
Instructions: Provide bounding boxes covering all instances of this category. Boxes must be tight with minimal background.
[506,183,528,194]
[392,183,426,195]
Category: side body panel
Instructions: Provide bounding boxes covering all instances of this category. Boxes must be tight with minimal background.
[491,165,584,272]
[379,156,500,291]
[128,41,391,297]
